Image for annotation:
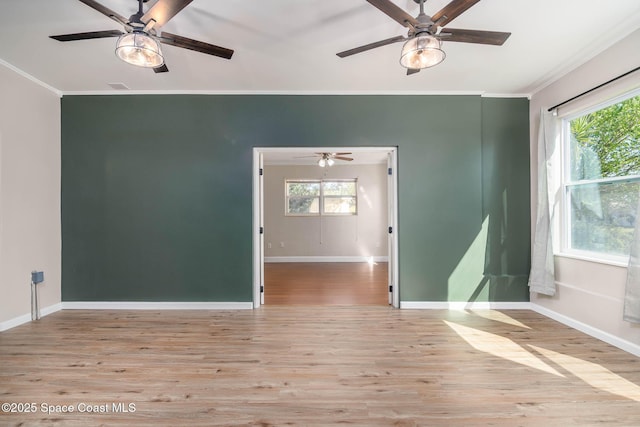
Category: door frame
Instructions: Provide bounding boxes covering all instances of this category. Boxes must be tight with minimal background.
[252,147,399,308]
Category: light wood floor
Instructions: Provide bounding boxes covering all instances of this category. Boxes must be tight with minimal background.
[1,307,640,426]
[264,262,389,305]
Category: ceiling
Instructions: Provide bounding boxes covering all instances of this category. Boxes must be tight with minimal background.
[1,0,639,95]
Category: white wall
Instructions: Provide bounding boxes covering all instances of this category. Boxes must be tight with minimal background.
[264,163,388,260]
[0,63,61,329]
[529,29,640,348]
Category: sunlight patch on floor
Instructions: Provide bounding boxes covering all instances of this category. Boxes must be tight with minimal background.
[529,345,640,402]
[444,320,563,377]
[467,310,531,329]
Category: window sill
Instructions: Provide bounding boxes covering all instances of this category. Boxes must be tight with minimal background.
[555,251,629,268]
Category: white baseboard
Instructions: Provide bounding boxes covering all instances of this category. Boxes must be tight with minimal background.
[0,302,62,332]
[530,303,640,358]
[61,301,254,310]
[0,313,32,332]
[265,256,388,263]
[41,303,63,316]
[400,301,532,310]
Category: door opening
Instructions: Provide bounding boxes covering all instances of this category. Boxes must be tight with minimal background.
[252,147,399,308]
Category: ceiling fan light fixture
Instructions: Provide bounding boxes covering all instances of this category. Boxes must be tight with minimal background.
[115,32,164,68]
[318,158,327,168]
[399,34,445,70]
[326,158,335,167]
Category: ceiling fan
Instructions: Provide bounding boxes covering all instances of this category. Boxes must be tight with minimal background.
[50,0,234,73]
[337,0,511,75]
[296,152,354,167]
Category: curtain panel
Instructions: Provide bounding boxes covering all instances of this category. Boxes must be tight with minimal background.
[624,197,640,323]
[528,110,558,296]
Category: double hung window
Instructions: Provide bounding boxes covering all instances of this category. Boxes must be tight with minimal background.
[562,91,640,260]
[286,179,357,216]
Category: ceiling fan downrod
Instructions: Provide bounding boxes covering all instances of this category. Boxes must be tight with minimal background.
[412,0,436,37]
[127,0,145,30]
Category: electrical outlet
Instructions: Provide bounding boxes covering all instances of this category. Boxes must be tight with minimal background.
[267,242,272,249]
[31,271,44,284]
[279,242,285,248]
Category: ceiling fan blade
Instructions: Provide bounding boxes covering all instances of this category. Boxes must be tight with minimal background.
[142,0,193,28]
[440,28,511,45]
[50,30,123,42]
[407,68,421,76]
[337,35,405,58]
[333,156,354,161]
[158,32,234,59]
[153,64,169,73]
[366,0,418,28]
[78,0,128,26]
[431,0,481,27]
[332,152,352,155]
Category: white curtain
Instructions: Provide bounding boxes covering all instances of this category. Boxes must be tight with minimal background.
[529,110,558,296]
[624,196,640,323]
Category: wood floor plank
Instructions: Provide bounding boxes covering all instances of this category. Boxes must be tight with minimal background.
[264,262,388,305]
[1,307,639,426]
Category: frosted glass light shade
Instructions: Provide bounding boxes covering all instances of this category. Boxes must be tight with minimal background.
[399,35,445,69]
[115,33,164,68]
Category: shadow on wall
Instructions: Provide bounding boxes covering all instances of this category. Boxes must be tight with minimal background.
[448,104,531,303]
[480,181,532,302]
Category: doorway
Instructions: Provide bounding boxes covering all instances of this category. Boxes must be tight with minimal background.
[252,147,398,308]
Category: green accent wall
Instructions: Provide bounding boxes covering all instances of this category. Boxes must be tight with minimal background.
[61,95,530,302]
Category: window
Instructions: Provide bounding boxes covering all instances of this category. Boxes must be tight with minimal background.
[562,91,640,260]
[286,181,320,215]
[322,180,357,214]
[286,179,357,216]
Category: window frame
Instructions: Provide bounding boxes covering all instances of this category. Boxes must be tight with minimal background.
[285,178,358,216]
[559,89,640,264]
